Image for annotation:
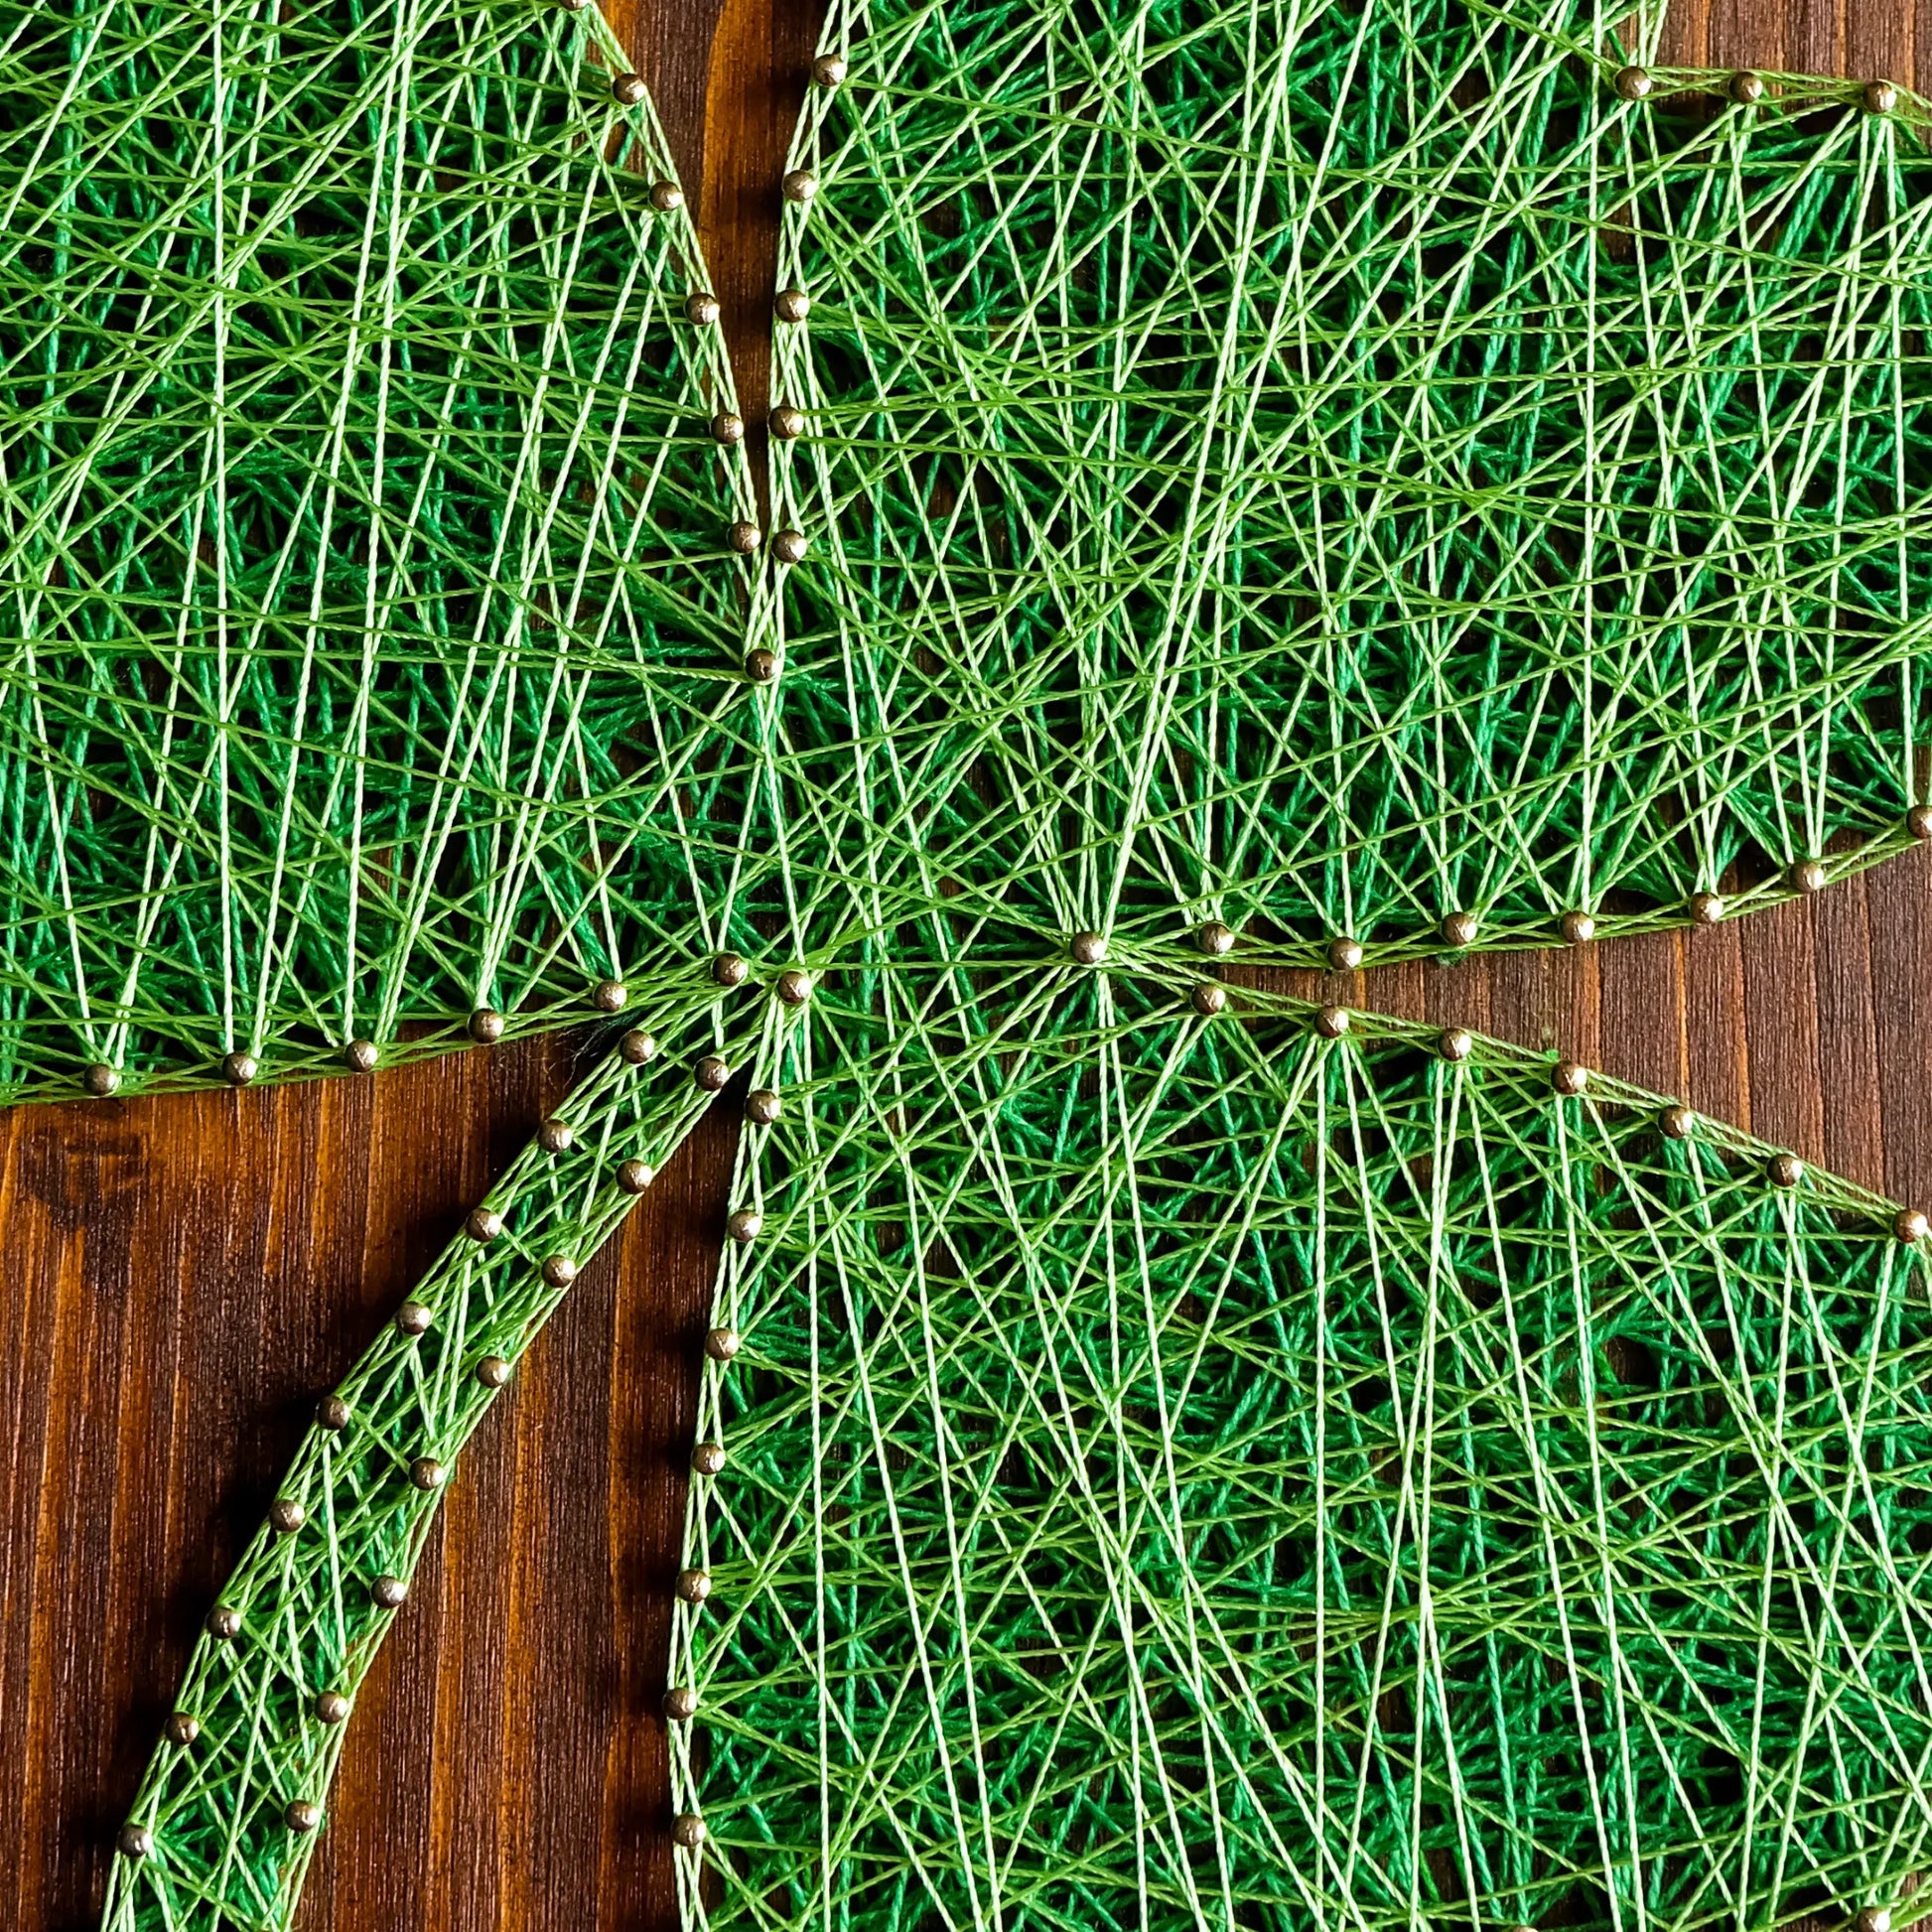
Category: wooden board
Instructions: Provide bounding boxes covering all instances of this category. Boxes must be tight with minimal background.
[6,0,1930,1922]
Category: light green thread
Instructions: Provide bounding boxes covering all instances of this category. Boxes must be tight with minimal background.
[100,966,784,1928]
[768,0,1932,964]
[0,0,758,1099]
[58,0,1932,1925]
[682,971,1932,1932]
[669,1,1932,1927]
[12,0,1932,1102]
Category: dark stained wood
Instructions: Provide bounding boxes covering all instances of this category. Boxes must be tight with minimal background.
[5,0,1930,1924]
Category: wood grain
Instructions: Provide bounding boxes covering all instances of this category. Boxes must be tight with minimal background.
[6,1,1931,1923]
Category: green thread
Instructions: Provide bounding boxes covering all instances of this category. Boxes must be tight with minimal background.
[101,966,779,1928]
[63,0,1932,1925]
[684,971,1932,1932]
[0,0,756,1098]
[673,1,1932,1925]
[11,0,1932,1100]
[769,0,1932,963]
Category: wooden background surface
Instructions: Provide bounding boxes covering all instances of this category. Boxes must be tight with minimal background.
[6,0,1931,1924]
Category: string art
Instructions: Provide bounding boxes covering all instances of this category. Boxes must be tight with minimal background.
[1,0,759,1096]
[4,0,1927,1925]
[685,976,1932,1932]
[770,0,1932,966]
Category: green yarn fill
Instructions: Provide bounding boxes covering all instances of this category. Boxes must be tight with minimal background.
[770,0,1932,963]
[687,974,1932,1932]
[0,0,755,1096]
[11,0,1932,1095]
[58,0,1932,1926]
